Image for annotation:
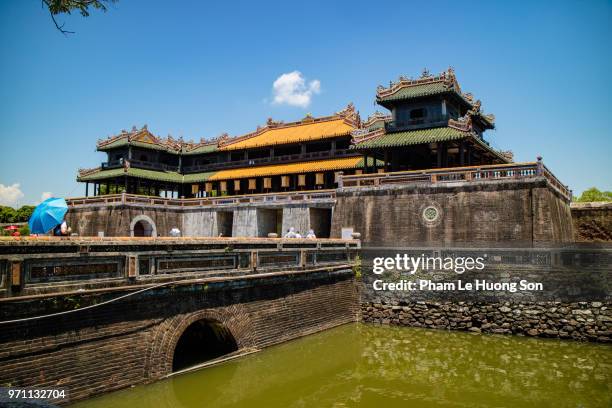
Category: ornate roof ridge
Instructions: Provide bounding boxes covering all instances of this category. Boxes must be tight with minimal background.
[219,103,360,148]
[362,111,391,128]
[97,125,221,152]
[376,67,461,99]
[351,120,476,147]
[181,136,224,152]
[77,166,102,177]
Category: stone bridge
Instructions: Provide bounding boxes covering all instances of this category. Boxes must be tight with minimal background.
[0,237,359,405]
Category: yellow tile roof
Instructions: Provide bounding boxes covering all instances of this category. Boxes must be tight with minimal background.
[219,118,355,151]
[208,156,365,180]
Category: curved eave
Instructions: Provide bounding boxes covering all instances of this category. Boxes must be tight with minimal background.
[350,127,509,164]
[76,167,209,183]
[97,140,181,154]
[219,130,353,152]
[377,88,475,113]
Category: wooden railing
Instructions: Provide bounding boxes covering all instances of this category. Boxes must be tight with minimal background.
[182,149,356,173]
[339,160,572,201]
[67,189,337,208]
[101,159,179,172]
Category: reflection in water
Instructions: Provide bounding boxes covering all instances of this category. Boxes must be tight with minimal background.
[72,324,612,408]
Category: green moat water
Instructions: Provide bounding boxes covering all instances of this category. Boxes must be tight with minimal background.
[72,324,611,408]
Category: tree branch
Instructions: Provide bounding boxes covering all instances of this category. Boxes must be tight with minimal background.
[48,9,75,35]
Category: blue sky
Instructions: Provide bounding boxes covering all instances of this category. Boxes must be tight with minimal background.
[0,0,610,206]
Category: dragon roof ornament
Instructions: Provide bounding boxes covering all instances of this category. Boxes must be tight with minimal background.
[376,67,461,99]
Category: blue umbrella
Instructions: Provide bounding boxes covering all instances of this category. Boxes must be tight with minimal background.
[29,197,68,234]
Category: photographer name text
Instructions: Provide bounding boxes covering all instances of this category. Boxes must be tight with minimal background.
[372,279,543,292]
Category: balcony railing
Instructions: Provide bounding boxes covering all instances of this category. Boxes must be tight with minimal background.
[339,160,572,202]
[385,115,450,133]
[183,149,356,173]
[67,190,337,208]
[101,159,179,172]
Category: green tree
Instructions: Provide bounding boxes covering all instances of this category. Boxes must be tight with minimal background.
[574,187,612,203]
[0,207,17,223]
[15,206,35,222]
[42,0,117,34]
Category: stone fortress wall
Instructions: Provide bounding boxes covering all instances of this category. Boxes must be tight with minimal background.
[64,175,598,245]
[332,177,574,246]
[571,202,612,242]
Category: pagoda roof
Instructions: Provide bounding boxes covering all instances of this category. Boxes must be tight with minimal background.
[94,104,359,155]
[208,156,377,181]
[181,142,219,155]
[77,155,379,184]
[218,103,360,151]
[352,127,470,149]
[96,126,187,153]
[362,111,391,131]
[351,120,508,163]
[376,68,477,109]
[77,167,187,183]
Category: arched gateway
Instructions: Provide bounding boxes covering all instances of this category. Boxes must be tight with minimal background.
[130,215,157,237]
[145,308,254,378]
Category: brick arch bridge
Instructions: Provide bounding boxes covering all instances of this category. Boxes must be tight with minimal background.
[146,306,256,378]
[0,263,358,405]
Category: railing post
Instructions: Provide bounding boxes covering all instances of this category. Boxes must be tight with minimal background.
[536,156,543,176]
[121,192,126,204]
[10,261,22,291]
[251,251,258,272]
[128,255,137,279]
[337,171,344,188]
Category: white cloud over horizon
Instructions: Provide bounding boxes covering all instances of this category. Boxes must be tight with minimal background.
[271,71,321,108]
[0,183,24,207]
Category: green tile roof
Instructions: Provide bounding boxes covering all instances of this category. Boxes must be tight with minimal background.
[77,158,381,184]
[352,127,470,149]
[182,171,217,183]
[77,167,214,183]
[97,138,129,151]
[97,138,181,153]
[182,144,218,155]
[377,82,451,103]
[356,157,384,167]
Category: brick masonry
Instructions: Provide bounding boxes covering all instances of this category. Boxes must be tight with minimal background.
[332,177,573,246]
[571,202,612,242]
[0,269,358,405]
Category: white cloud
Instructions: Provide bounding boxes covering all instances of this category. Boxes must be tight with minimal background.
[40,192,53,203]
[0,183,24,207]
[272,71,321,108]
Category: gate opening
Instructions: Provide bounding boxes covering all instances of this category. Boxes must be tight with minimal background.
[172,319,238,372]
[133,220,153,237]
[309,208,332,238]
[257,208,282,237]
[216,212,233,237]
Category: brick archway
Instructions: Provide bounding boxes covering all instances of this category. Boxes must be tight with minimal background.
[130,215,157,237]
[144,306,255,379]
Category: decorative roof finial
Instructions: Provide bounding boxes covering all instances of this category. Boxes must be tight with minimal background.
[421,68,431,78]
